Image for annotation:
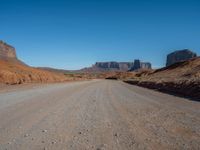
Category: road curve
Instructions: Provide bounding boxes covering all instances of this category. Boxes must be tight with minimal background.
[0,80,199,150]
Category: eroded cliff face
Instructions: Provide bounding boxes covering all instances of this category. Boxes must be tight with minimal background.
[166,49,197,66]
[0,41,17,59]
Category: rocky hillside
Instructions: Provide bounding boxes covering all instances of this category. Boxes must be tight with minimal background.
[37,67,70,73]
[0,60,68,84]
[135,57,200,82]
[0,41,69,84]
[125,57,200,100]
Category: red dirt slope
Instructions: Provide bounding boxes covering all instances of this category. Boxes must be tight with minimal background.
[125,57,200,100]
[0,59,68,85]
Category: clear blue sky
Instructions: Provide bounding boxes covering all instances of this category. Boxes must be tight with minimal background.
[0,0,200,70]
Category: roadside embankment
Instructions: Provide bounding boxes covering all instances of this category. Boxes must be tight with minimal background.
[124,57,200,100]
[124,79,200,100]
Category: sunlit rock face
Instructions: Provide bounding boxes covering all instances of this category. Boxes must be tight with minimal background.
[0,41,17,59]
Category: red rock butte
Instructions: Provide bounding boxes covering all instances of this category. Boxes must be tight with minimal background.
[0,41,17,59]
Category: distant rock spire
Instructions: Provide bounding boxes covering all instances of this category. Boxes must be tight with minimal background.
[129,59,152,71]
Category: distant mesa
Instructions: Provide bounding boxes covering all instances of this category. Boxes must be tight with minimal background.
[94,60,152,71]
[81,60,152,73]
[94,62,134,71]
[166,49,197,66]
[81,62,133,72]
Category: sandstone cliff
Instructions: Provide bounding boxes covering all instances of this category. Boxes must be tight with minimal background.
[0,40,17,59]
[166,49,197,66]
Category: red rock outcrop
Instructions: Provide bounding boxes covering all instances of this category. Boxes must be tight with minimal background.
[0,41,17,59]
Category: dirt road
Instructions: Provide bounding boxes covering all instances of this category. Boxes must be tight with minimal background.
[0,80,199,150]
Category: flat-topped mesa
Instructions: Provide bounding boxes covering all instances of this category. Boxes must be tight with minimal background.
[95,62,134,71]
[166,49,197,66]
[0,40,17,59]
[95,62,120,70]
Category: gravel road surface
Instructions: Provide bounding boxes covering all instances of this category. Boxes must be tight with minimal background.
[0,80,199,150]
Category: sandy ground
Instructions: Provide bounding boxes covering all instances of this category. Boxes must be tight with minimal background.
[0,80,199,150]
